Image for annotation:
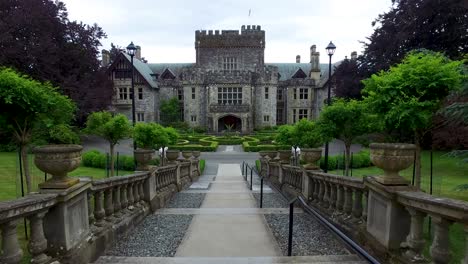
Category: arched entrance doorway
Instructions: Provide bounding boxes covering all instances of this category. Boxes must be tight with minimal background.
[218,115,242,132]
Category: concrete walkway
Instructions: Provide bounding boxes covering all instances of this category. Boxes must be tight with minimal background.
[175,164,281,257]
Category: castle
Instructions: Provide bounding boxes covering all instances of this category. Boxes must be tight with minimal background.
[104,25,338,133]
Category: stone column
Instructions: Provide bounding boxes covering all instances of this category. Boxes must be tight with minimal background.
[176,163,182,190]
[403,207,426,262]
[104,188,114,221]
[127,183,134,209]
[343,187,353,216]
[120,184,128,213]
[302,170,311,200]
[87,192,95,225]
[336,185,344,212]
[94,190,105,226]
[328,183,337,210]
[41,182,91,256]
[352,189,363,220]
[278,164,283,184]
[0,219,22,264]
[430,215,452,264]
[28,211,51,264]
[113,186,122,218]
[365,177,411,250]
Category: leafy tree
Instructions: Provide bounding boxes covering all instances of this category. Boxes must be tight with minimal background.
[0,68,76,193]
[318,99,377,176]
[362,51,464,188]
[275,125,297,146]
[0,0,113,124]
[361,0,468,73]
[275,120,323,148]
[133,123,177,149]
[160,98,181,126]
[84,112,133,176]
[332,58,365,99]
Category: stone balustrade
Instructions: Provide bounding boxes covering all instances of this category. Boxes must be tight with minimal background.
[0,158,190,264]
[305,171,366,224]
[262,157,468,264]
[396,188,468,263]
[0,194,57,264]
[90,172,149,227]
[282,165,303,192]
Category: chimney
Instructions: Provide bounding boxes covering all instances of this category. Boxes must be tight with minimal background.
[101,49,110,67]
[296,55,301,63]
[351,51,357,60]
[310,44,320,81]
[136,46,141,60]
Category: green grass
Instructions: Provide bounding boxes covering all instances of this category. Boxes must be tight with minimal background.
[329,150,468,201]
[0,152,134,202]
[330,150,467,263]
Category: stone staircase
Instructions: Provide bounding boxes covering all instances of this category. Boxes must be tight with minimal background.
[95,255,368,263]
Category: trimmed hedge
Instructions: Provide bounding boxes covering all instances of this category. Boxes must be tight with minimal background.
[82,150,159,171]
[319,150,371,171]
[242,140,289,152]
[169,142,218,151]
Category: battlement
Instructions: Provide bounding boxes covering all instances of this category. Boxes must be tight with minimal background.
[195,25,265,48]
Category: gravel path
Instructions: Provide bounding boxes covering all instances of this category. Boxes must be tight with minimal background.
[264,214,350,256]
[166,193,206,208]
[252,192,288,208]
[106,214,193,257]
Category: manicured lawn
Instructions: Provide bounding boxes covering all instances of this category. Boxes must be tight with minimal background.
[329,150,468,201]
[0,152,133,202]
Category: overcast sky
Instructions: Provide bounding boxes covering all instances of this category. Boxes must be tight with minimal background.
[61,0,393,64]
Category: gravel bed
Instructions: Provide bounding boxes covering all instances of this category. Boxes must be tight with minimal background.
[264,214,350,256]
[252,192,288,208]
[166,193,206,208]
[106,214,193,257]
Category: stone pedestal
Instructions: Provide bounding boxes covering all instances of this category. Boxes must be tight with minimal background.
[40,182,91,255]
[365,176,414,250]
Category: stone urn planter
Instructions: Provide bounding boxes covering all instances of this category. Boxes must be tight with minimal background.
[370,143,416,185]
[192,151,201,159]
[258,151,268,158]
[278,150,291,164]
[166,150,180,163]
[182,151,192,160]
[134,149,154,171]
[34,145,82,189]
[301,148,322,170]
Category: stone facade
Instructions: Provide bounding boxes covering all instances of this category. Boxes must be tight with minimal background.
[106,25,334,133]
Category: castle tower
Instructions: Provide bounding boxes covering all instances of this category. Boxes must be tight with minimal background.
[310,45,320,81]
[194,25,265,70]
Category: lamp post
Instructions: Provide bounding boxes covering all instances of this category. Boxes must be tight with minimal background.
[127,41,137,150]
[323,41,336,173]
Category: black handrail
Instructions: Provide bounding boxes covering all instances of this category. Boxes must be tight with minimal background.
[250,160,379,263]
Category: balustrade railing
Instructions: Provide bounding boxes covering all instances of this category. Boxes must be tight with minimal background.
[306,171,366,223]
[90,172,148,226]
[180,162,191,180]
[264,158,468,264]
[154,165,178,192]
[0,194,57,264]
[396,191,468,263]
[282,165,303,191]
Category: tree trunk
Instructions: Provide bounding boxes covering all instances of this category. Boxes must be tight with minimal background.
[110,143,115,177]
[344,142,351,176]
[21,145,32,194]
[414,135,422,189]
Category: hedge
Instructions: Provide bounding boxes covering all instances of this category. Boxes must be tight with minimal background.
[169,142,218,151]
[319,150,371,171]
[242,140,289,152]
[82,150,159,171]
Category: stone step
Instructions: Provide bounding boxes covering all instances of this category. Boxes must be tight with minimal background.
[95,255,367,264]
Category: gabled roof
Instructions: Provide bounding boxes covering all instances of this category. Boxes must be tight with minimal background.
[291,68,307,79]
[122,53,158,88]
[160,68,176,80]
[148,63,194,78]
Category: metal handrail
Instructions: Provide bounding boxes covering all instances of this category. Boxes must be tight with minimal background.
[248,160,379,263]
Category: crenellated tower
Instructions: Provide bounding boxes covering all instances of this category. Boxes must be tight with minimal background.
[195,25,265,71]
